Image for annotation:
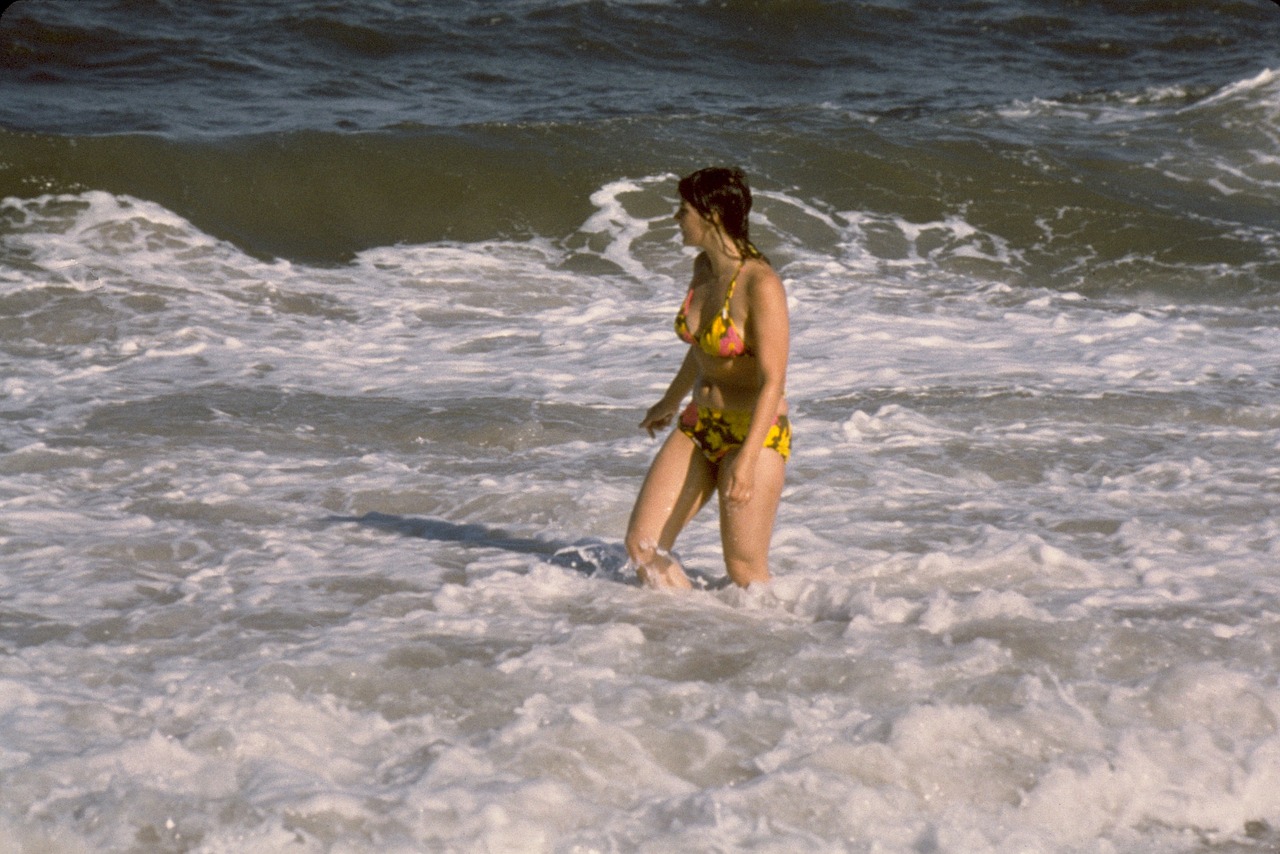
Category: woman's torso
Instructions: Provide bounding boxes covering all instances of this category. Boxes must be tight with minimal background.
[675,256,788,414]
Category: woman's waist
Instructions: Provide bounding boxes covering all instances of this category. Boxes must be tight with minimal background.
[691,384,787,415]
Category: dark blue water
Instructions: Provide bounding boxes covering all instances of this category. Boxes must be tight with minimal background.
[4,0,1277,134]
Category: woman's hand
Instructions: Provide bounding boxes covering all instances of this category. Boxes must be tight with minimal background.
[723,452,757,506]
[640,400,679,438]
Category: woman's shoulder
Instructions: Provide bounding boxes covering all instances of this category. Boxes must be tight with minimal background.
[741,257,784,297]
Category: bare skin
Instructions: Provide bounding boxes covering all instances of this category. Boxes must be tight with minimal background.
[624,199,789,589]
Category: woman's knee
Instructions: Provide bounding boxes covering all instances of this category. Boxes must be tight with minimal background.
[624,528,656,563]
[724,555,770,587]
[721,525,773,585]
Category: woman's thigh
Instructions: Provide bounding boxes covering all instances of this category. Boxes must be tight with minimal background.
[626,429,717,552]
[717,448,787,584]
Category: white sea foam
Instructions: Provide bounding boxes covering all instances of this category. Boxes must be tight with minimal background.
[1,186,1279,852]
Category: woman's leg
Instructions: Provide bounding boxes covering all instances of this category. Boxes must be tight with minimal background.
[718,447,787,587]
[625,429,717,589]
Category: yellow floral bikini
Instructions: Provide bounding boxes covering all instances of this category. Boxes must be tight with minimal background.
[674,265,750,359]
[673,265,791,463]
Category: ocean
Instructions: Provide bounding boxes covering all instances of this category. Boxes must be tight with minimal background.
[3,0,1280,851]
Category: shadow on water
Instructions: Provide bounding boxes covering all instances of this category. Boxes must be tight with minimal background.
[326,512,733,589]
[325,512,633,580]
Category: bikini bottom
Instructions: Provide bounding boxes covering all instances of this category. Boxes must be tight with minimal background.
[678,402,791,463]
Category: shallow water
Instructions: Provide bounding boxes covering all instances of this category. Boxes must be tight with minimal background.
[4,1,1280,851]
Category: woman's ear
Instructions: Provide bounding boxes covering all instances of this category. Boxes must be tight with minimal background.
[708,213,737,254]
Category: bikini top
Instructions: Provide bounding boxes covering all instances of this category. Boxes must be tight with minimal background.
[674,264,749,358]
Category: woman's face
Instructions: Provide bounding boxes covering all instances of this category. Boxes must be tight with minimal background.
[675,200,712,247]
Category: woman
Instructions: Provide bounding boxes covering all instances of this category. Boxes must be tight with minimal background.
[625,167,791,589]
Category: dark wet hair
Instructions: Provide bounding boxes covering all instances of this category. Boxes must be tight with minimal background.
[678,166,764,261]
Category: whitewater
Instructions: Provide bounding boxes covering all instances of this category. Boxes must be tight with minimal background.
[2,171,1280,851]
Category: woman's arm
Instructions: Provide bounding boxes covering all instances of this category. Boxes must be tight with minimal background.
[724,265,789,504]
[640,255,710,438]
[640,346,699,437]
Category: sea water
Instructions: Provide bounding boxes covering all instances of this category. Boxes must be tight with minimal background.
[3,2,1280,852]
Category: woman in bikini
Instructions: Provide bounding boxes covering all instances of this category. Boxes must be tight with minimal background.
[625,167,790,589]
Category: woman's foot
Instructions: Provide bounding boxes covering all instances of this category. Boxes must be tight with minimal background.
[635,549,693,590]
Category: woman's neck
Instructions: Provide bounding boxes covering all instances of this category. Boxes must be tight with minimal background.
[704,243,743,281]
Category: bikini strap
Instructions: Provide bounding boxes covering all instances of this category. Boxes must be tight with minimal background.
[721,260,745,318]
